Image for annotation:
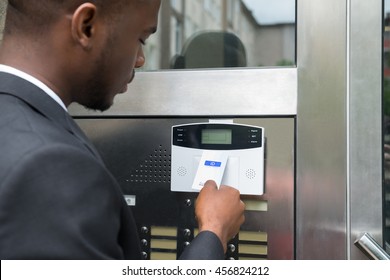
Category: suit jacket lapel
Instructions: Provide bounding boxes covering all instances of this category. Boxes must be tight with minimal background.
[0,72,103,162]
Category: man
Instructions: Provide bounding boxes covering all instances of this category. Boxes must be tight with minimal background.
[0,0,245,259]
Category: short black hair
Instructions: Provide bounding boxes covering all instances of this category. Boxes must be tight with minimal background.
[4,0,127,36]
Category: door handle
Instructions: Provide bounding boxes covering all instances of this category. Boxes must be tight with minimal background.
[354,233,390,260]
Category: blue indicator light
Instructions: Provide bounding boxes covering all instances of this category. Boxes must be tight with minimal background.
[204,161,222,167]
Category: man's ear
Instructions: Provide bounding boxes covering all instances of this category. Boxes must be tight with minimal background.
[71,3,99,50]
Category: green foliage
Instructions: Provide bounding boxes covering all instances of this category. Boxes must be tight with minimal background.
[276,59,294,66]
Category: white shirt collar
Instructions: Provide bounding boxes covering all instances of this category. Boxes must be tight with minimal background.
[0,64,68,111]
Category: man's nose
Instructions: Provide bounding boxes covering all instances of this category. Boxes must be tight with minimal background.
[135,47,145,68]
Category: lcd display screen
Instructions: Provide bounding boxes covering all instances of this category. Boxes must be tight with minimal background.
[201,129,232,145]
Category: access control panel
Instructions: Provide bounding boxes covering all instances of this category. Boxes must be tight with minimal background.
[171,122,265,195]
[74,117,295,260]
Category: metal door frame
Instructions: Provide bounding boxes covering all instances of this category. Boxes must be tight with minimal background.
[297,0,383,259]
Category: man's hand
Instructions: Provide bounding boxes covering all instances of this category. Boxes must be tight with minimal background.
[195,180,245,252]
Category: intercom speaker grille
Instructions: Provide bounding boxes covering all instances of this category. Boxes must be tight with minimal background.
[177,166,187,177]
[245,169,257,180]
[129,145,171,183]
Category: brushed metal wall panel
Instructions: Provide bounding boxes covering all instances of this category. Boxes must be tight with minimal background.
[297,0,348,259]
[349,0,383,260]
[75,117,295,259]
[69,68,297,117]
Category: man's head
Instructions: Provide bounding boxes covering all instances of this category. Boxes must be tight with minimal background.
[1,0,161,111]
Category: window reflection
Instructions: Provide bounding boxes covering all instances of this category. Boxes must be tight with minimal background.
[142,0,296,70]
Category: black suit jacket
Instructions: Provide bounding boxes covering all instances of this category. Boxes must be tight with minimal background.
[0,72,224,260]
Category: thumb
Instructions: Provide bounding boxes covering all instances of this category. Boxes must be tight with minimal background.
[201,180,218,192]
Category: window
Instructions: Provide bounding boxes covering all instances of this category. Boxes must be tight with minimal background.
[141,0,296,71]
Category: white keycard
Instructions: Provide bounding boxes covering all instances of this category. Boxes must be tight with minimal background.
[192,150,229,190]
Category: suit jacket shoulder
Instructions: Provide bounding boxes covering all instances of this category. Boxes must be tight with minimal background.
[0,73,141,259]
